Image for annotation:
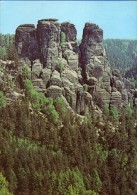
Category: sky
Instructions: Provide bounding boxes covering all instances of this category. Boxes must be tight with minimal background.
[0,1,137,39]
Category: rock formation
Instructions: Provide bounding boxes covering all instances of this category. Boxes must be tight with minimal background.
[14,18,131,115]
[15,24,39,63]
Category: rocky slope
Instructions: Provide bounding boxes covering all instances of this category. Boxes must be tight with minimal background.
[1,18,132,115]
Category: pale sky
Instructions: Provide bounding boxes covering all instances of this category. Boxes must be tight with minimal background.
[0,1,137,39]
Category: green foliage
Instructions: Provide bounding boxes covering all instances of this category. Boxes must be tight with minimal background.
[110,106,119,122]
[102,104,109,119]
[60,32,66,47]
[109,148,121,160]
[48,169,97,195]
[22,64,30,79]
[91,170,102,193]
[103,39,137,75]
[24,79,45,110]
[0,46,8,60]
[84,106,89,116]
[124,104,133,118]
[54,97,67,115]
[0,73,137,195]
[24,79,59,123]
[128,76,137,89]
[0,34,137,195]
[0,172,13,195]
[104,39,137,84]
[7,44,19,66]
[93,93,104,109]
[0,34,18,63]
[95,144,108,161]
[0,91,6,108]
[0,98,136,195]
[57,59,65,72]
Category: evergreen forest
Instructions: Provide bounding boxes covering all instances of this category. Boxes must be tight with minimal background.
[0,34,137,195]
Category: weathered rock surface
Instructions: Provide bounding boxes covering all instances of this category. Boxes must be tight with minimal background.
[31,59,43,79]
[37,19,61,68]
[14,19,131,115]
[80,23,112,107]
[32,79,46,92]
[41,68,52,86]
[5,87,24,105]
[110,90,122,109]
[47,85,62,98]
[80,23,104,67]
[49,70,62,87]
[15,24,39,63]
[61,22,77,42]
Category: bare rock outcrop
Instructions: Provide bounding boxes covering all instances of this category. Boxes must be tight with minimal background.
[110,89,122,109]
[80,23,111,107]
[14,19,131,115]
[37,19,61,68]
[15,24,39,63]
[61,22,77,42]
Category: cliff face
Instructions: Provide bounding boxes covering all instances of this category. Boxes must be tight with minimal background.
[15,18,130,115]
[15,24,39,62]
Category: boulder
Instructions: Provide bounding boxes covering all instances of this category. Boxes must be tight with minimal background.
[115,79,124,92]
[31,59,43,79]
[63,50,78,71]
[5,87,24,104]
[62,78,75,91]
[32,79,46,92]
[41,68,52,86]
[84,92,94,109]
[95,87,111,106]
[61,68,78,84]
[102,72,111,92]
[112,69,122,80]
[110,90,122,109]
[47,85,62,98]
[87,77,98,86]
[49,71,62,87]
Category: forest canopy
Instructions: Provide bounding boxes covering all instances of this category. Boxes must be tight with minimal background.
[0,34,137,195]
